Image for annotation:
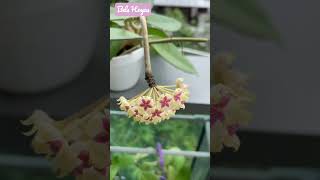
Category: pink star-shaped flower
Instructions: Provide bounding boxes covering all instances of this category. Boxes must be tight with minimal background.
[152,109,162,117]
[140,99,152,110]
[160,96,171,108]
[174,92,182,101]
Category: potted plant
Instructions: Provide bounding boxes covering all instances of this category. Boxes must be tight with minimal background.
[109,4,208,91]
[0,0,104,93]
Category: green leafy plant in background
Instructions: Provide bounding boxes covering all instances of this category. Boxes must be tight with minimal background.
[110,150,191,180]
[213,0,280,41]
[110,0,208,74]
[110,115,204,179]
[164,8,210,52]
[110,115,201,150]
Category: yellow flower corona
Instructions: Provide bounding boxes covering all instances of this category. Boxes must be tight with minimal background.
[118,78,190,124]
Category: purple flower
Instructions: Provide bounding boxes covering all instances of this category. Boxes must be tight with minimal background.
[156,142,166,180]
[156,143,164,169]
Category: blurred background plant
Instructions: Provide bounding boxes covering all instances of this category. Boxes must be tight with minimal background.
[213,0,280,42]
[110,114,205,179]
[110,0,209,74]
[163,8,210,52]
[211,0,279,153]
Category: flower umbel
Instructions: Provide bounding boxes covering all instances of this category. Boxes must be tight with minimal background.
[21,97,108,180]
[211,54,255,153]
[117,17,191,124]
[118,78,190,124]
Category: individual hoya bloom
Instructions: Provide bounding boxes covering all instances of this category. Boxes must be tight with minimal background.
[150,108,165,123]
[159,94,173,110]
[171,88,189,110]
[137,96,155,112]
[162,109,176,120]
[133,113,144,122]
[176,78,188,89]
[117,96,130,111]
[211,119,241,153]
[127,106,140,118]
[21,110,67,155]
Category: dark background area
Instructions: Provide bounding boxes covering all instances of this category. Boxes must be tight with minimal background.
[212,0,320,179]
[0,0,108,179]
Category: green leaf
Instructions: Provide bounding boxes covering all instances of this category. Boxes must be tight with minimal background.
[119,155,135,168]
[140,171,158,180]
[110,165,119,180]
[148,27,167,37]
[152,43,197,74]
[112,20,125,27]
[172,156,186,172]
[167,165,176,180]
[110,28,142,40]
[175,166,191,180]
[140,161,158,171]
[110,41,123,59]
[147,13,182,32]
[213,0,280,41]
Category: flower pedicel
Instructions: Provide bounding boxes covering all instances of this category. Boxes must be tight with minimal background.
[117,16,190,124]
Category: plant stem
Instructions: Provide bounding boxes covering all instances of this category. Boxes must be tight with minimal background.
[140,16,156,87]
[149,37,208,44]
[120,37,208,56]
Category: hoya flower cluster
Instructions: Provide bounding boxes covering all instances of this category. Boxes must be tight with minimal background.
[21,109,108,180]
[211,54,254,153]
[118,78,190,124]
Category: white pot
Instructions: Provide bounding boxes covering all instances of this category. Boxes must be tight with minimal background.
[152,54,210,104]
[0,0,103,93]
[110,48,144,91]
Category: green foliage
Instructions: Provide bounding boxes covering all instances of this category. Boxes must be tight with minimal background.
[110,115,203,180]
[147,13,182,32]
[110,28,142,40]
[110,115,202,149]
[152,43,197,74]
[163,8,210,52]
[213,0,280,42]
[109,6,200,74]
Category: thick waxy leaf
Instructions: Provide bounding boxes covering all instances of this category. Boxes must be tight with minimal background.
[110,41,123,59]
[148,27,167,37]
[110,28,142,40]
[147,13,182,32]
[152,43,197,74]
[213,0,280,41]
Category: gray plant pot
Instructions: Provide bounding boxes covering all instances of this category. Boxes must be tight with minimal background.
[152,53,210,104]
